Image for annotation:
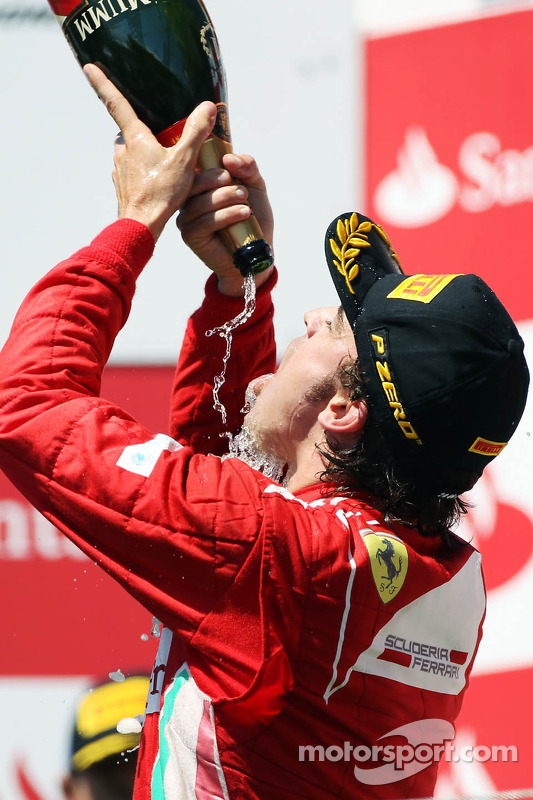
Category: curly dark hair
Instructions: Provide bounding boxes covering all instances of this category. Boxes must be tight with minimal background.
[317,359,478,546]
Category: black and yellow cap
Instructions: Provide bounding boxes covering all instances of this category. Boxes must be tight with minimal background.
[70,675,150,772]
[325,211,529,481]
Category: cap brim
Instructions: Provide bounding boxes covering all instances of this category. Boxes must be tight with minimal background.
[325,211,404,331]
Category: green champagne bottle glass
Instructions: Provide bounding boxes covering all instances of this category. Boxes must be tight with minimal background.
[47,0,273,276]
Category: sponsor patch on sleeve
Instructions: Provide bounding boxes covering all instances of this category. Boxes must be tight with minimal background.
[116,434,182,477]
[387,274,462,303]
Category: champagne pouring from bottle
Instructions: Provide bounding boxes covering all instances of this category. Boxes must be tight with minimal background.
[47,0,274,425]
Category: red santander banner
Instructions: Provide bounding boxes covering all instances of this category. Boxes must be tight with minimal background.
[365,8,533,796]
[365,7,533,324]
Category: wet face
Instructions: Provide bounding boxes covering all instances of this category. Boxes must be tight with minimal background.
[242,306,356,464]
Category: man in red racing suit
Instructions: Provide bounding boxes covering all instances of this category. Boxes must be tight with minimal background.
[0,68,528,800]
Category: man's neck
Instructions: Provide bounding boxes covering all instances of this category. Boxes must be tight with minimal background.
[284,438,329,493]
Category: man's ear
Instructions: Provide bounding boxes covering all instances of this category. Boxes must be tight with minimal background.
[61,775,75,799]
[317,390,368,444]
[61,774,92,800]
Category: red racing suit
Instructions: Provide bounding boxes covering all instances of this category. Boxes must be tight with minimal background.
[0,220,486,799]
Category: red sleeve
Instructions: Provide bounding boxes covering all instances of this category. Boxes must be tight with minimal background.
[0,219,270,640]
[170,270,278,454]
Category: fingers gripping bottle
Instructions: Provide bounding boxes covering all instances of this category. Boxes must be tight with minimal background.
[47,0,273,277]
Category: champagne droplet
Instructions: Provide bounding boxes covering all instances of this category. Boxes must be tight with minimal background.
[117,717,143,735]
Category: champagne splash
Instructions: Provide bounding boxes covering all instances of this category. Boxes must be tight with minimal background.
[205,274,257,427]
[224,426,286,485]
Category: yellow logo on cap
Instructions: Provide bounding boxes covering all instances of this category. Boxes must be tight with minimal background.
[329,213,372,294]
[469,437,507,457]
[329,214,402,295]
[363,533,408,604]
[387,274,462,303]
[370,331,422,446]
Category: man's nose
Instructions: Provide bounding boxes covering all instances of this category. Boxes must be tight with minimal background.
[304,307,337,337]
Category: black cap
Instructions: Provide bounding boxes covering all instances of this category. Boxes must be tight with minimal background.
[325,211,529,479]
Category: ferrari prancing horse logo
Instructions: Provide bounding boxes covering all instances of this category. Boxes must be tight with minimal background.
[363,533,408,604]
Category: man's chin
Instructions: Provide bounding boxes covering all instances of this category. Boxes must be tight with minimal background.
[242,373,275,415]
[251,373,275,395]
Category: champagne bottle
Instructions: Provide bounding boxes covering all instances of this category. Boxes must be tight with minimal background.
[47,0,273,277]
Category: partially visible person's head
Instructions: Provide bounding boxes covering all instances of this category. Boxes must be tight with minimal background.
[62,675,150,800]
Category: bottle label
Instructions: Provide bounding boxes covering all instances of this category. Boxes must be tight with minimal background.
[213,103,231,144]
[59,0,153,39]
[200,21,226,107]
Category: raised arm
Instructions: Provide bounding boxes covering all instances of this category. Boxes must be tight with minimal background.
[0,68,264,631]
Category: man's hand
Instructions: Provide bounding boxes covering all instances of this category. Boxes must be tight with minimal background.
[176,153,275,296]
[83,64,217,241]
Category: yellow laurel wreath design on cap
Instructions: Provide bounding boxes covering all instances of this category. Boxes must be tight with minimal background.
[329,213,373,294]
